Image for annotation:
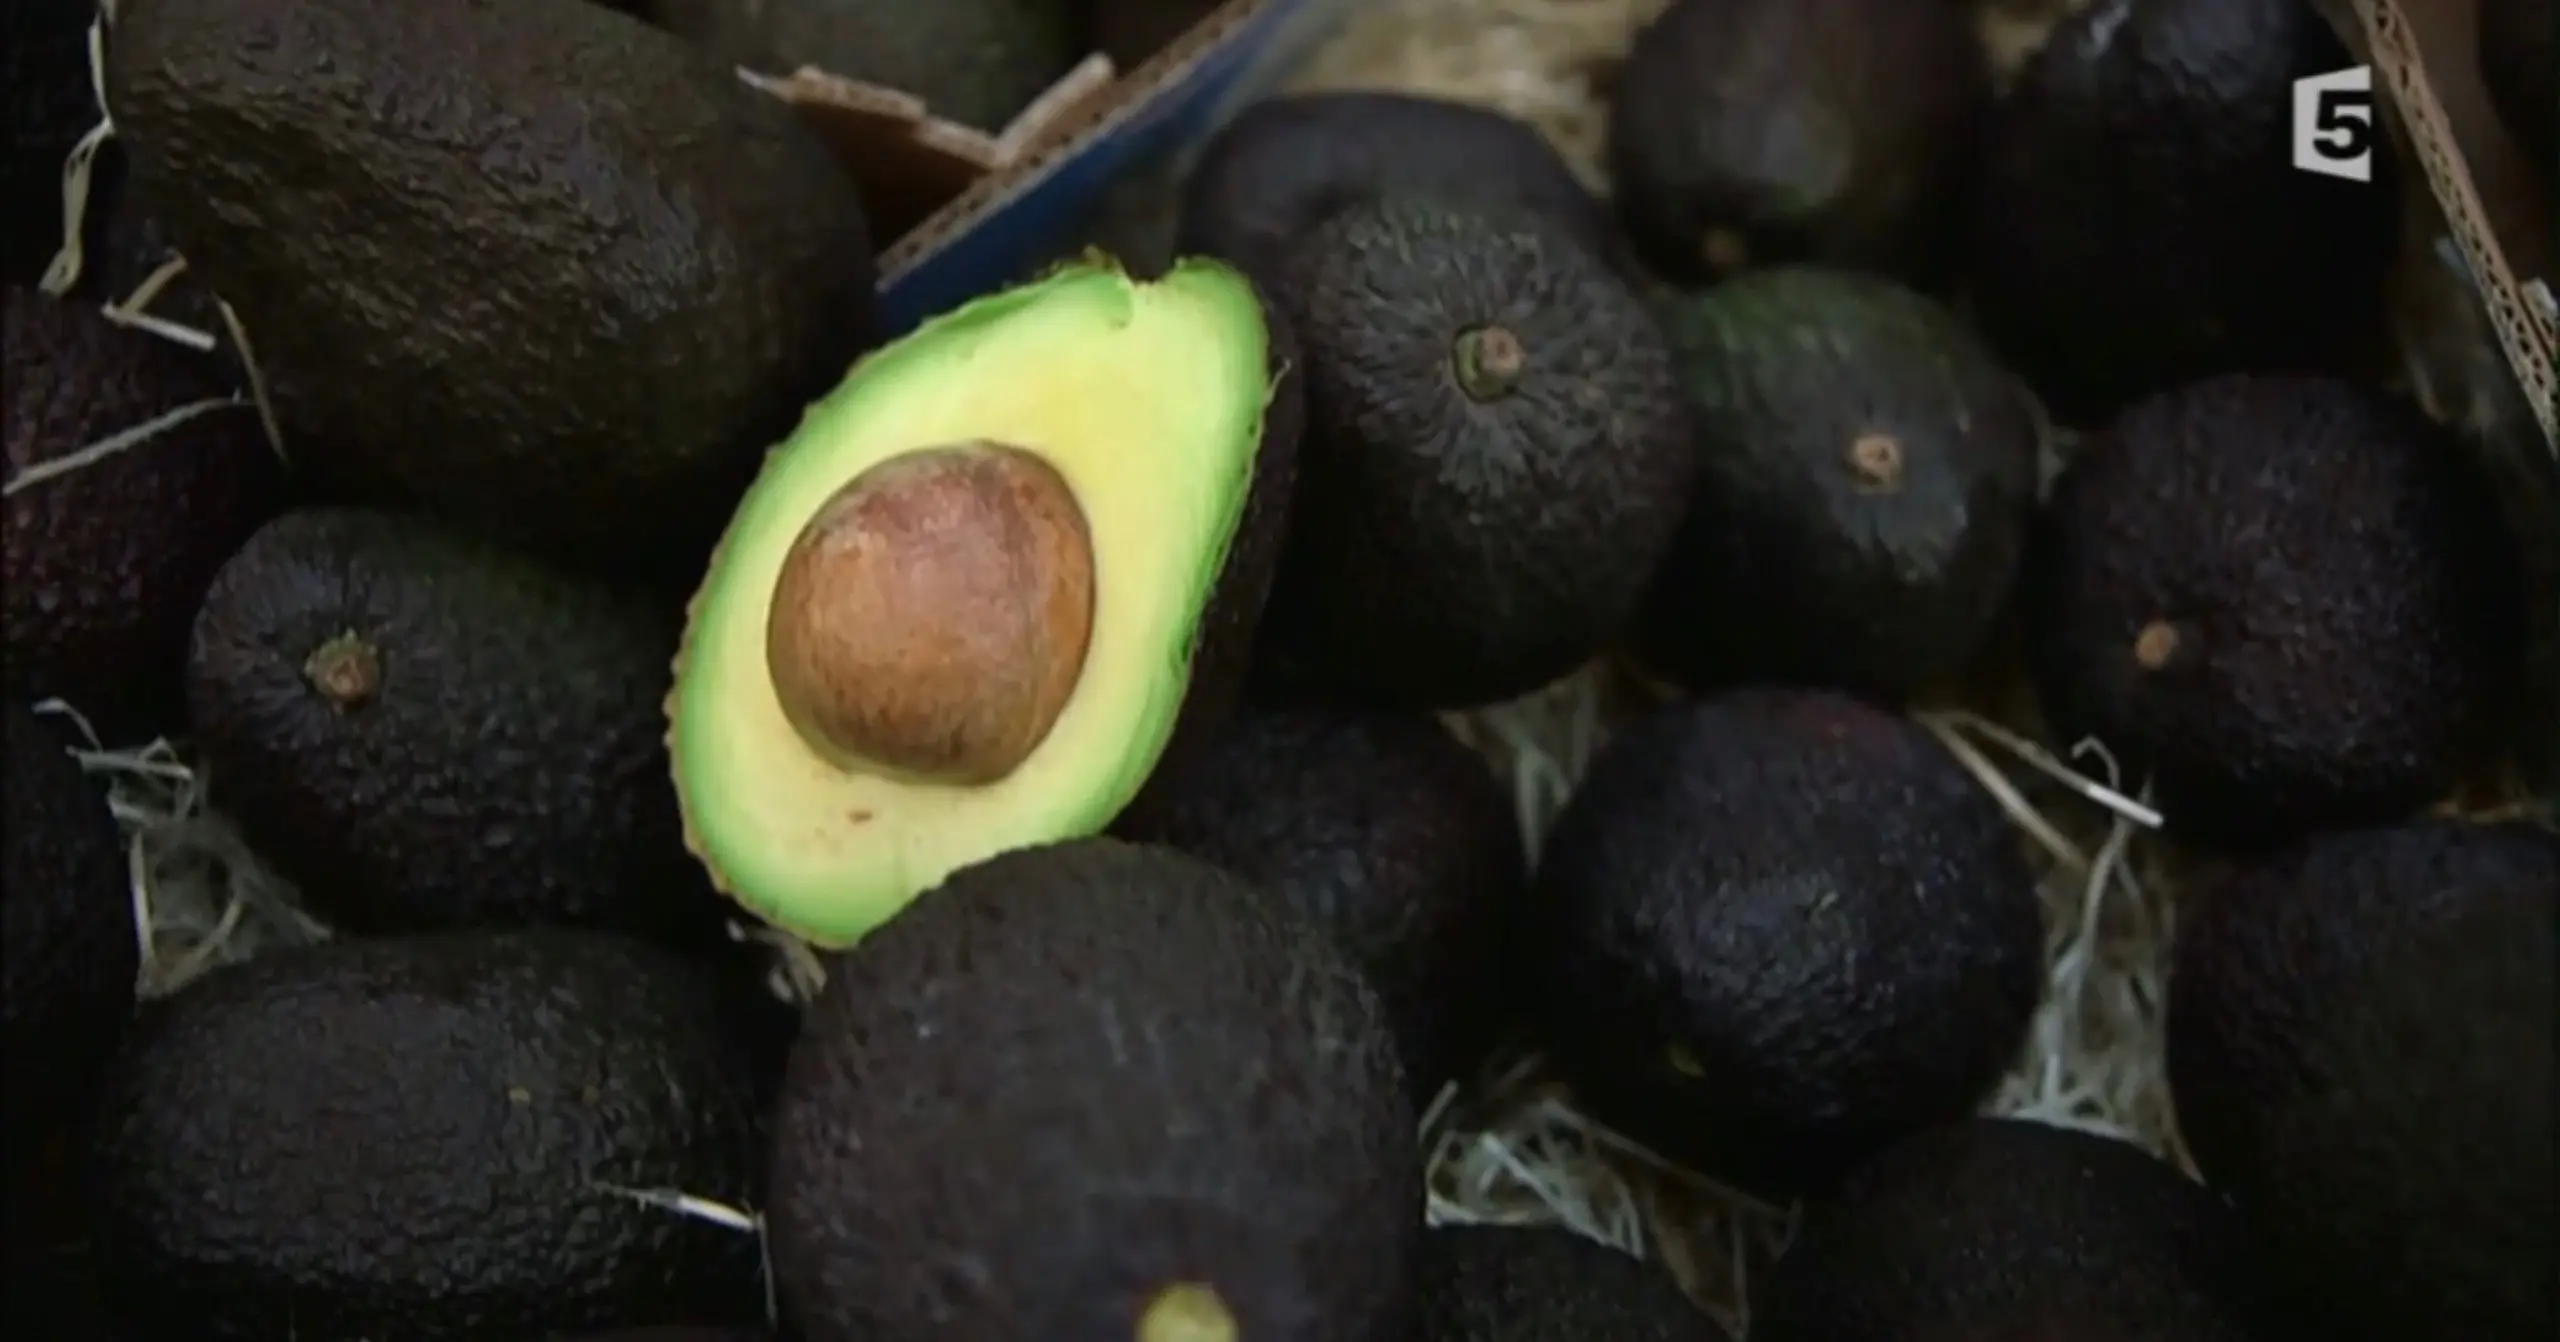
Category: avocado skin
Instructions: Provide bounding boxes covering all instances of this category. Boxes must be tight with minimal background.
[1417,1225,1721,1342]
[2,700,135,1196]
[185,507,720,944]
[1969,0,2397,424]
[1609,0,1987,290]
[1117,703,1527,1103]
[1632,268,2040,703]
[2,0,98,286]
[1527,689,2044,1197]
[103,0,875,581]
[4,287,283,741]
[2168,820,2558,1341]
[89,930,769,1341]
[656,0,1074,132]
[1260,196,1695,709]
[1754,1119,2291,1342]
[767,837,1419,1342]
[2481,0,2556,169]
[1179,92,1624,289]
[2024,375,2521,847]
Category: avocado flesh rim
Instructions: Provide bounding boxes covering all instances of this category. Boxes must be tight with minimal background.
[669,259,1273,948]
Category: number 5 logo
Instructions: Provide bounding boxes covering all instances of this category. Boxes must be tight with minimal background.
[2293,65,2377,181]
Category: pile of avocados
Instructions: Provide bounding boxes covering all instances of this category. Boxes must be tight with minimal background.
[1,0,2549,1338]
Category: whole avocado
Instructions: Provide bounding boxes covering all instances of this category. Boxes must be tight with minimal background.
[1416,1225,1723,1341]
[89,931,771,1341]
[657,0,1077,132]
[1527,689,2045,1196]
[5,286,282,739]
[103,0,876,580]
[1608,0,1988,289]
[1633,268,2041,702]
[766,838,1420,1342]
[2024,375,2522,846]
[2168,820,2557,1340]
[1117,702,1527,1102]
[1753,1119,2293,1341]
[1178,92,1624,289]
[186,508,719,944]
[1969,0,2398,422]
[1259,195,1695,708]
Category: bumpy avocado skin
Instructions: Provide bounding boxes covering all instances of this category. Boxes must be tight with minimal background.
[1755,1119,2290,1342]
[1179,92,1625,287]
[89,931,770,1340]
[2481,0,2557,170]
[1970,0,2397,424]
[2024,375,2522,847]
[1417,1225,1722,1342]
[1260,196,1695,709]
[1117,703,1527,1102]
[186,508,720,944]
[2168,820,2557,1341]
[103,0,875,581]
[1633,268,2040,703]
[1607,0,1988,289]
[767,838,1420,1342]
[4,288,284,740]
[1528,689,2045,1196]
[656,0,1075,131]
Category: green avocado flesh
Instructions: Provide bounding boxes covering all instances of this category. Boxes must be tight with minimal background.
[669,259,1275,947]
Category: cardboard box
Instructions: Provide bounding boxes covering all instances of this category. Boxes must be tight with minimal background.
[2309,0,2559,788]
[761,0,1357,338]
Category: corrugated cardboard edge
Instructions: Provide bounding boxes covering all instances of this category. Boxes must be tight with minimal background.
[876,0,1347,281]
[2337,0,2557,450]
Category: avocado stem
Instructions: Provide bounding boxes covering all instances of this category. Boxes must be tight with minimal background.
[2132,619,2185,672]
[1701,226,1750,274]
[1136,1282,1236,1342]
[1452,325,1526,401]
[303,632,382,709]
[1847,433,1906,492]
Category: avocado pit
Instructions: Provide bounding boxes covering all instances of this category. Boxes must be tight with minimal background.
[765,441,1095,786]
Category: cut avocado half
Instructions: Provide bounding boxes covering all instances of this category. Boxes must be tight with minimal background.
[669,258,1278,947]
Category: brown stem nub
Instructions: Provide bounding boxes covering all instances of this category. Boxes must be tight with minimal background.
[1452,325,1526,401]
[765,441,1095,786]
[302,632,381,709]
[1701,226,1750,273]
[1846,432,1905,492]
[2132,619,2185,672]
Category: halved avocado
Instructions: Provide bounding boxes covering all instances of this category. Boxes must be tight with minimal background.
[668,258,1295,947]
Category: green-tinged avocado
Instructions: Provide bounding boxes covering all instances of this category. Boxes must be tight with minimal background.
[1632,267,2041,702]
[1417,1225,1724,1341]
[103,0,875,580]
[1178,92,1624,287]
[3,0,100,286]
[1081,0,1224,71]
[2,699,135,1180]
[1606,0,1988,289]
[668,258,1299,949]
[2168,819,2557,1340]
[186,507,720,944]
[2482,0,2556,169]
[90,930,770,1340]
[656,0,1075,132]
[1969,0,2399,423]
[2024,375,2522,846]
[1116,703,1526,1102]
[766,838,1419,1342]
[1754,1119,2292,1341]
[5,286,282,740]
[1527,689,2045,1196]
[1258,195,1695,709]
